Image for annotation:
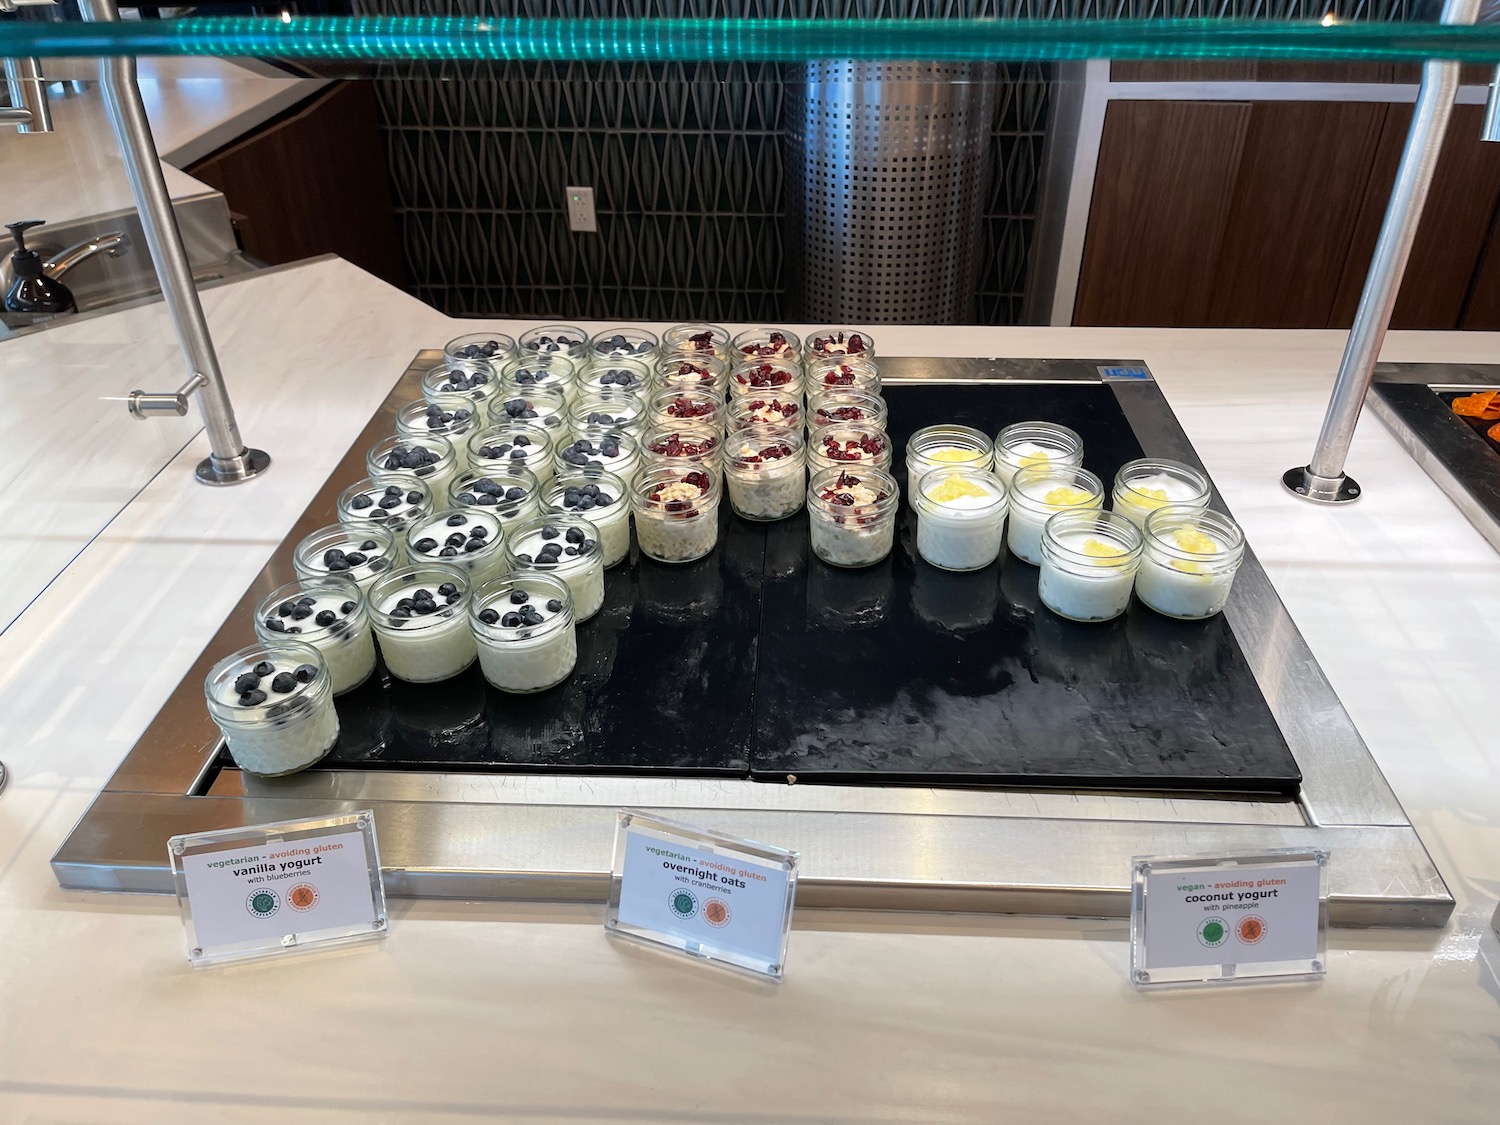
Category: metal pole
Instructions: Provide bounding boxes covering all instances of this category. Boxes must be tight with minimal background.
[1284,0,1481,505]
[77,0,269,485]
[3,57,52,132]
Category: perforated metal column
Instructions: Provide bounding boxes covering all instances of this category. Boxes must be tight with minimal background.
[788,61,997,323]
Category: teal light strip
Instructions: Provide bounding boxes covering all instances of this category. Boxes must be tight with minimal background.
[4,17,1500,64]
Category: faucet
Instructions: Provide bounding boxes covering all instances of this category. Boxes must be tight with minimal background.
[44,231,129,279]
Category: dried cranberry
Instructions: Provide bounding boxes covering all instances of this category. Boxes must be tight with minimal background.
[689,331,714,350]
[665,499,691,513]
[685,471,710,492]
[847,333,866,354]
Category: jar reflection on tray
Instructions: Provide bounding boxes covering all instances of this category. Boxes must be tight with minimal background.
[637,550,723,623]
[325,671,394,763]
[386,666,489,760]
[806,552,894,629]
[910,559,1000,633]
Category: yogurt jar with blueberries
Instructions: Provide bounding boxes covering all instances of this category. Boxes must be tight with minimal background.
[294,523,399,591]
[539,469,629,568]
[588,327,659,363]
[631,466,721,564]
[448,465,541,530]
[470,571,577,693]
[576,356,651,399]
[445,332,516,374]
[725,426,806,522]
[396,396,480,470]
[366,433,458,501]
[405,507,507,586]
[368,563,477,683]
[553,430,640,484]
[731,327,800,362]
[504,513,605,621]
[467,425,554,485]
[338,474,434,534]
[568,389,645,439]
[253,576,377,695]
[204,641,338,776]
[500,353,578,405]
[423,361,499,422]
[807,465,899,569]
[519,324,588,358]
[487,384,568,437]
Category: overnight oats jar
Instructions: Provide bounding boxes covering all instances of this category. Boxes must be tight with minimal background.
[423,361,499,421]
[368,562,477,683]
[993,421,1084,488]
[729,360,803,400]
[468,425,554,485]
[471,571,578,693]
[540,468,630,568]
[807,422,892,477]
[444,332,516,374]
[487,384,569,438]
[631,465,721,563]
[589,326,659,362]
[396,395,480,468]
[648,387,724,431]
[504,513,605,621]
[641,424,721,474]
[662,322,730,360]
[366,433,458,501]
[905,424,995,498]
[338,474,433,534]
[1007,463,1105,566]
[449,464,541,530]
[294,523,399,591]
[405,506,508,586]
[254,576,377,695]
[731,326,800,362]
[568,389,646,439]
[576,355,651,398]
[806,388,886,432]
[553,430,640,483]
[804,327,875,363]
[727,392,802,433]
[1112,458,1212,530]
[519,324,588,357]
[205,640,338,776]
[652,355,728,396]
[725,426,805,521]
[500,353,578,404]
[805,356,881,395]
[1039,509,1144,623]
[807,465,899,569]
[912,467,1009,572]
[1136,507,1246,620]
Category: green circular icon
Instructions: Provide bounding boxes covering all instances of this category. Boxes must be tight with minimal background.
[1197,917,1227,948]
[246,889,280,919]
[669,889,698,919]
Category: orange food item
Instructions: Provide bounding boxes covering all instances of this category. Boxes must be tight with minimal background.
[1489,421,1500,443]
[1452,391,1500,420]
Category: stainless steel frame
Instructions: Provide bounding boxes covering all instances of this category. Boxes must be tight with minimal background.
[52,356,1453,926]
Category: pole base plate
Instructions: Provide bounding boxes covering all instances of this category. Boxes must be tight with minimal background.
[1283,465,1361,504]
[196,447,271,486]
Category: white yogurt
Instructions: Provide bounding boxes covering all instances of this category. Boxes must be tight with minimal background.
[993,422,1084,488]
[1006,468,1104,566]
[255,590,376,695]
[541,473,630,568]
[339,477,432,534]
[553,432,641,484]
[1112,461,1211,529]
[506,520,605,621]
[471,576,578,693]
[370,574,477,683]
[367,436,458,501]
[205,645,339,776]
[1135,513,1245,620]
[293,525,399,592]
[1039,532,1138,622]
[405,509,507,586]
[913,470,1008,572]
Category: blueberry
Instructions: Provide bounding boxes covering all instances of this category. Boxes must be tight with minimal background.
[293,664,318,683]
[504,398,526,416]
[360,540,379,552]
[271,672,297,693]
[514,435,531,448]
[340,601,356,614]
[546,598,563,613]
[599,371,615,386]
[510,589,530,604]
[505,487,524,501]
[413,600,438,615]
[476,494,498,506]
[516,553,533,563]
[297,595,317,607]
[439,546,459,557]
[563,546,578,556]
[446,532,467,548]
[415,589,433,600]
[562,496,577,508]
[315,610,337,627]
[438,582,459,597]
[596,493,614,506]
[445,592,461,605]
[323,549,347,567]
[564,487,581,501]
[345,551,368,567]
[446,513,468,526]
[585,461,604,471]
[541,525,560,540]
[469,526,488,540]
[368,509,388,520]
[277,600,296,617]
[565,527,586,544]
[609,334,626,350]
[371,559,390,571]
[523,410,539,420]
[397,598,415,610]
[253,661,275,677]
[582,485,601,498]
[385,485,403,497]
[328,557,351,572]
[479,608,500,625]
[578,497,596,510]
[286,626,303,634]
[390,606,412,620]
[238,689,268,707]
[415,538,438,553]
[459,492,478,505]
[351,493,374,510]
[579,540,595,555]
[406,490,423,505]
[501,612,523,628]
[291,605,314,621]
[510,449,527,460]
[234,672,261,694]
[464,539,486,553]
[378,494,402,510]
[600,441,620,458]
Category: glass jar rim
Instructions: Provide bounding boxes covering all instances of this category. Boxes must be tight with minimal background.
[803,327,876,357]
[504,513,604,575]
[396,399,479,438]
[730,326,802,350]
[1114,457,1211,503]
[807,464,900,517]
[423,363,496,395]
[663,322,729,346]
[809,422,892,463]
[907,424,994,456]
[519,324,587,346]
[1042,509,1144,564]
[996,421,1084,458]
[405,506,506,558]
[467,424,553,463]
[589,326,660,351]
[1010,463,1103,509]
[540,469,629,516]
[369,563,473,631]
[471,570,575,640]
[449,465,540,508]
[339,474,432,514]
[444,331,516,360]
[255,576,367,641]
[642,423,721,456]
[369,432,455,461]
[1143,505,1246,560]
[296,522,396,566]
[726,424,805,470]
[205,639,327,721]
[911,467,1008,517]
[631,465,722,515]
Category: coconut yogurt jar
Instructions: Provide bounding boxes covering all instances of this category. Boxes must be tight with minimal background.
[807,422,892,476]
[366,433,459,501]
[467,425,554,485]
[1007,463,1105,566]
[993,421,1084,488]
[368,563,477,683]
[1038,509,1144,623]
[725,426,805,521]
[471,571,578,693]
[1135,507,1246,620]
[1111,458,1212,530]
[807,465,899,569]
[449,465,541,529]
[731,327,800,362]
[726,392,803,433]
[905,424,995,498]
[540,468,630,567]
[405,507,508,586]
[631,465,721,563]
[912,467,1009,572]
[519,324,588,357]
[253,577,377,696]
[294,523,399,591]
[338,474,434,534]
[806,388,886,432]
[204,641,338,776]
[504,514,605,621]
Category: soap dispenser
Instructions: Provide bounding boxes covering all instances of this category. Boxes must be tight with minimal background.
[4,219,77,325]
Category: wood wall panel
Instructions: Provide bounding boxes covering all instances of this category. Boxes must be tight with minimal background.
[1073,101,1250,327]
[1459,203,1500,330]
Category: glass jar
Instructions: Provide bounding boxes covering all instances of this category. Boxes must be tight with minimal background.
[804,355,881,395]
[405,506,509,587]
[448,464,541,530]
[395,395,480,466]
[338,474,433,534]
[807,422,893,477]
[806,465,900,569]
[503,513,605,621]
[422,361,499,421]
[726,392,803,433]
[1112,458,1211,530]
[993,421,1084,488]
[519,323,588,358]
[487,383,569,437]
[467,424,554,485]
[729,359,804,400]
[652,355,729,397]
[569,388,646,438]
[366,433,458,501]
[647,386,724,431]
[552,429,641,484]
[575,355,651,398]
[905,424,995,498]
[539,468,630,568]
[204,640,338,776]
[631,464,721,564]
[731,326,801,362]
[640,424,722,473]
[804,327,875,363]
[912,467,1009,572]
[662,322,730,360]
[1039,509,1144,623]
[588,326,659,363]
[500,352,578,405]
[253,576,376,696]
[725,425,806,522]
[1136,507,1246,620]
[1007,463,1105,566]
[294,523,400,591]
[470,570,578,693]
[806,388,886,432]
[368,562,477,683]
[444,331,516,374]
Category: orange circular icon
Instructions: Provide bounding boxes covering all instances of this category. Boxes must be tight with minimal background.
[703,898,731,928]
[1237,915,1266,944]
[288,883,320,912]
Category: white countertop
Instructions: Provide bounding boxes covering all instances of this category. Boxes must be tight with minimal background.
[2,268,1499,1122]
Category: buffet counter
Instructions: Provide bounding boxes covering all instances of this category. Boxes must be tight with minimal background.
[1,257,1498,1122]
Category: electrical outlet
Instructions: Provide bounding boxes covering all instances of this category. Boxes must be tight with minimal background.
[566,186,597,233]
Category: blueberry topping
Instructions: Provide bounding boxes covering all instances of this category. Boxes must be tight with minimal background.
[360,540,379,551]
[458,492,478,505]
[350,493,374,510]
[469,526,489,540]
[546,598,563,612]
[476,494,498,506]
[464,539,486,553]
[238,689,268,706]
[253,661,275,677]
[541,525,560,540]
[577,497,596,510]
[510,589,530,604]
[290,605,314,621]
[565,527,585,544]
[378,494,402,510]
[315,610,337,627]
[596,493,614,506]
[323,548,347,568]
[277,600,296,617]
[516,553,533,563]
[345,551,368,567]
[505,487,525,501]
[367,509,388,520]
[415,537,438,553]
[439,546,459,557]
[446,532,467,548]
[391,606,412,620]
[270,672,297,693]
[340,601,356,614]
[479,608,500,625]
[437,582,459,597]
[406,490,423,505]
[234,672,261,694]
[500,611,522,627]
[293,664,318,683]
[327,557,351,572]
[297,596,317,607]
[446,513,468,526]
